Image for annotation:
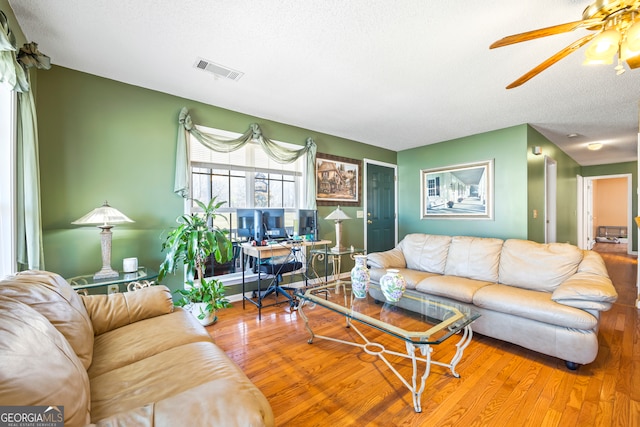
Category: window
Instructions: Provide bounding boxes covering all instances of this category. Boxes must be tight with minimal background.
[0,85,17,278]
[427,177,440,197]
[188,126,307,280]
[190,127,304,215]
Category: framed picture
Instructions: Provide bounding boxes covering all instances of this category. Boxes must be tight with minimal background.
[420,159,494,219]
[316,153,361,206]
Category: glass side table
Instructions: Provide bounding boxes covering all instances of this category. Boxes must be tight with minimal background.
[309,247,365,294]
[67,267,158,294]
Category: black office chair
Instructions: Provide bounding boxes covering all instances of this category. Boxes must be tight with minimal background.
[254,253,304,308]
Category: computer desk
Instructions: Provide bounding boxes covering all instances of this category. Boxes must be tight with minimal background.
[241,239,331,320]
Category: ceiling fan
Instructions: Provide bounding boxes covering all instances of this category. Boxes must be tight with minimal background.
[490,0,640,89]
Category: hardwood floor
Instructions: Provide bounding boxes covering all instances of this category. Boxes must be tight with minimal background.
[207,251,639,426]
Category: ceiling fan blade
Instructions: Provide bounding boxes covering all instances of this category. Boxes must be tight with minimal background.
[490,18,602,49]
[626,55,640,69]
[505,33,598,89]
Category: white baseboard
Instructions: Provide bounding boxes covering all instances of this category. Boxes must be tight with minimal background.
[227,271,350,303]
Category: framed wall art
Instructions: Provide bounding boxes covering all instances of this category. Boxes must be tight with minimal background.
[420,159,494,219]
[315,153,361,206]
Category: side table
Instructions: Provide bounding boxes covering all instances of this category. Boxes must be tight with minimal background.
[67,267,158,295]
[310,248,365,294]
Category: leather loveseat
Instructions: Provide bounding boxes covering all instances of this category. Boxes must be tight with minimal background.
[0,270,274,427]
[367,234,618,369]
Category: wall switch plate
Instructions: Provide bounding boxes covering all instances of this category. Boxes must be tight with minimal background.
[107,284,119,294]
[357,210,364,218]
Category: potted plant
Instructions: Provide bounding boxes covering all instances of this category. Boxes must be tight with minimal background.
[174,277,231,325]
[158,197,234,325]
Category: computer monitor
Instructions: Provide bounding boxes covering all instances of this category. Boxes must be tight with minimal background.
[236,209,255,239]
[261,208,286,239]
[297,209,318,240]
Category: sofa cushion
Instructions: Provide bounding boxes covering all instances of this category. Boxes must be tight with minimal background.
[367,247,406,269]
[90,341,273,426]
[81,285,175,335]
[498,239,583,292]
[0,270,94,369]
[88,308,213,378]
[0,296,91,427]
[473,284,598,329]
[444,236,504,282]
[577,250,610,276]
[551,272,618,310]
[369,267,437,290]
[400,233,452,274]
[416,275,493,303]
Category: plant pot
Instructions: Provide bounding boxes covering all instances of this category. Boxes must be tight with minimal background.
[350,255,370,299]
[379,269,406,303]
[189,302,217,326]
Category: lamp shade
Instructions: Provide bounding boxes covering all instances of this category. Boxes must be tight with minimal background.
[584,29,621,65]
[72,201,134,226]
[325,206,351,221]
[626,20,640,52]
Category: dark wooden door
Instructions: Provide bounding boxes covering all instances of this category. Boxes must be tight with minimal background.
[366,163,396,253]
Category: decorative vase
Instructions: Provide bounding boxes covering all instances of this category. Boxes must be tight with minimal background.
[350,255,370,299]
[379,269,406,303]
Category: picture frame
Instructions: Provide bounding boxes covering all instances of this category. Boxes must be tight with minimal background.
[420,159,494,220]
[315,153,361,206]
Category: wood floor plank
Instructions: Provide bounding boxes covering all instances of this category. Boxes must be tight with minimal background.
[207,250,639,426]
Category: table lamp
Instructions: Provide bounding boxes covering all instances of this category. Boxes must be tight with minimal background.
[72,201,134,279]
[325,205,351,252]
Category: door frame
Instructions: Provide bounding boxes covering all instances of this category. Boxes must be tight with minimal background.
[544,156,557,243]
[363,159,398,252]
[579,173,634,255]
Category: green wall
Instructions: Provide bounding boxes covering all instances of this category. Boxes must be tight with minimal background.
[35,66,396,295]
[526,126,581,244]
[581,161,638,251]
[397,125,529,239]
[396,124,582,244]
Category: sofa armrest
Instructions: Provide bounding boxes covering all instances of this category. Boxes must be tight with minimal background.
[367,248,406,269]
[551,273,617,311]
[81,285,174,335]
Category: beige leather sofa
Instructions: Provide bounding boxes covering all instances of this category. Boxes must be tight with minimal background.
[0,270,274,427]
[367,234,618,369]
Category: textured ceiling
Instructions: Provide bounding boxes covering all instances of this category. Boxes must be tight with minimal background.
[8,0,640,166]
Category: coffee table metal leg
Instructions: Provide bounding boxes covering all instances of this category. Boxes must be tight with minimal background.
[299,309,474,413]
[297,299,315,344]
[449,325,473,378]
[405,342,432,412]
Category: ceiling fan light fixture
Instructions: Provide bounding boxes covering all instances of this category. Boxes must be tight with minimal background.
[625,20,640,51]
[620,40,640,60]
[584,29,621,64]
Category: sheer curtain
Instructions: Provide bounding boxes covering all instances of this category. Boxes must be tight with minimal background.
[0,11,49,270]
[175,107,317,209]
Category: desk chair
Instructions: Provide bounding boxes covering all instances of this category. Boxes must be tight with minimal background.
[255,258,304,308]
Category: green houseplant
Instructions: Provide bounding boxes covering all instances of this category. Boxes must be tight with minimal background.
[158,198,234,325]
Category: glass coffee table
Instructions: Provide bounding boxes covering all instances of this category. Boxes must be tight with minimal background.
[295,282,480,412]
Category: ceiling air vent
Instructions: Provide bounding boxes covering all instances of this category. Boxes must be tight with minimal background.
[194,58,244,81]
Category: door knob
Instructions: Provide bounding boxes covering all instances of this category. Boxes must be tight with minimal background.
[367,220,373,224]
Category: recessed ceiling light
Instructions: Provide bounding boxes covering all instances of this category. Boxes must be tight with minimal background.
[587,142,603,151]
[567,133,579,138]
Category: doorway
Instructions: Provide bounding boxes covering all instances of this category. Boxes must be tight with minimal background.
[363,160,397,253]
[544,156,557,243]
[579,174,633,254]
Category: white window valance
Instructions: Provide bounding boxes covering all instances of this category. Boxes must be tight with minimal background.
[174,107,317,209]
